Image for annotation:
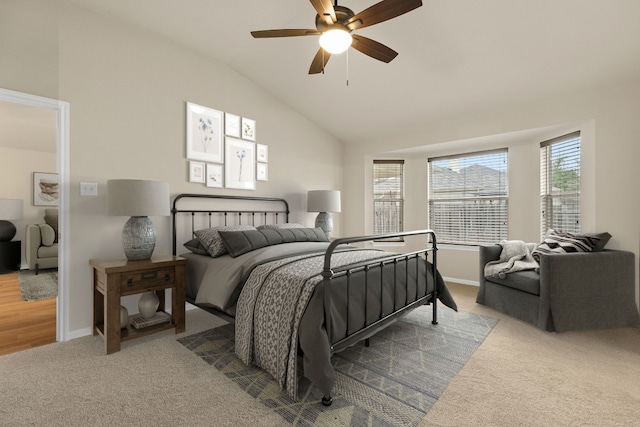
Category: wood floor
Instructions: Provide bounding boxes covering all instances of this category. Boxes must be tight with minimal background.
[0,271,56,356]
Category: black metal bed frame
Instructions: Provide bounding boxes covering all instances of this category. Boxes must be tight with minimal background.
[172,193,439,406]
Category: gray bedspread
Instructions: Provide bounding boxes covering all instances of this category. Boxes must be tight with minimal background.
[231,247,457,400]
[182,242,335,313]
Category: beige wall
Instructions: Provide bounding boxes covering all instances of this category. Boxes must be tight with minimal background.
[344,78,640,307]
[2,1,343,337]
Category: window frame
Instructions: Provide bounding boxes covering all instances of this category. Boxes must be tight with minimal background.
[372,160,405,242]
[540,131,581,237]
[427,149,509,246]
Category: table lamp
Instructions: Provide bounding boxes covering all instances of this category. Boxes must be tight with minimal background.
[0,198,24,241]
[307,190,341,239]
[107,179,170,260]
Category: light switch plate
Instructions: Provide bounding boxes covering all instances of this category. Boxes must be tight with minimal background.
[80,181,98,196]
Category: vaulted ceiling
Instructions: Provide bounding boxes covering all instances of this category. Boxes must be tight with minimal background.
[18,1,640,147]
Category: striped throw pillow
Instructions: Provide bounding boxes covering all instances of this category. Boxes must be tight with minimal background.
[532,231,600,262]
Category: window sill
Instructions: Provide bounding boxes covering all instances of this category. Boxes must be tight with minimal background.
[438,244,479,251]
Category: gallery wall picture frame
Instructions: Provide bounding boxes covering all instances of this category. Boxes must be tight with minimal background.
[256,143,268,163]
[257,163,268,182]
[186,102,224,163]
[33,172,59,206]
[225,137,255,190]
[206,163,223,188]
[225,113,241,138]
[188,161,206,183]
[241,117,256,141]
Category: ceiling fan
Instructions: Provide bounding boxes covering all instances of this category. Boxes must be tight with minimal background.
[250,0,423,74]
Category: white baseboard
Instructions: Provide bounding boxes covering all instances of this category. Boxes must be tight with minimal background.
[443,276,479,287]
[67,327,92,341]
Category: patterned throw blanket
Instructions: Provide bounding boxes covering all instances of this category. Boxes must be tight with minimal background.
[235,249,395,400]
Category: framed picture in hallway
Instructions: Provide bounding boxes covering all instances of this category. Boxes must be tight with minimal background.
[33,172,58,206]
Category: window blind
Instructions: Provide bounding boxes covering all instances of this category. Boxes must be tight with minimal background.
[428,149,508,245]
[540,131,581,236]
[373,160,404,239]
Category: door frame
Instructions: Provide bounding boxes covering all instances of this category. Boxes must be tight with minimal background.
[0,87,69,342]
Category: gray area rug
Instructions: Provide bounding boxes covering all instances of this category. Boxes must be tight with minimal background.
[179,306,498,426]
[18,270,58,301]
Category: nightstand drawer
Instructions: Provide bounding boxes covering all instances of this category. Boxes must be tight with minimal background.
[120,267,175,292]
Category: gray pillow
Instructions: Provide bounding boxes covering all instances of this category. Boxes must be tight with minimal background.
[39,223,56,247]
[219,227,328,257]
[183,238,209,256]
[194,225,257,257]
[581,232,611,252]
[44,208,59,243]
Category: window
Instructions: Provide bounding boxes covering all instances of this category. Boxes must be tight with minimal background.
[428,150,508,245]
[373,160,404,240]
[540,131,581,236]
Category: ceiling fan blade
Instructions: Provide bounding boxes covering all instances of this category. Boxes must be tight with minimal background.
[351,34,398,63]
[309,48,331,74]
[347,0,422,30]
[309,0,336,25]
[251,29,321,38]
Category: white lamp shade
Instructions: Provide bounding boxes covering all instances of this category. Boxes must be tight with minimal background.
[0,198,23,220]
[107,180,170,217]
[307,190,341,213]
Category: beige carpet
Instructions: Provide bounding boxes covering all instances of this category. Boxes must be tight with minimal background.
[1,283,639,426]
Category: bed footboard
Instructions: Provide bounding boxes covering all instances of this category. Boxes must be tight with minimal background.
[318,230,438,406]
[322,230,438,354]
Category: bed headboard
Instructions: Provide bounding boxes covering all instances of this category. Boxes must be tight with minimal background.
[171,193,290,255]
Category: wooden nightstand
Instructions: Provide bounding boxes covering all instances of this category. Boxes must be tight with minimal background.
[89,254,187,354]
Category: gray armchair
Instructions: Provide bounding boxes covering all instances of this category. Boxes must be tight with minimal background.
[25,209,58,274]
[477,245,639,332]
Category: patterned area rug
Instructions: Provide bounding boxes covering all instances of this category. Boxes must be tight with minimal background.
[18,270,58,301]
[179,306,497,426]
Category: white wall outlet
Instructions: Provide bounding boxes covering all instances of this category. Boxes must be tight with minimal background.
[80,181,98,196]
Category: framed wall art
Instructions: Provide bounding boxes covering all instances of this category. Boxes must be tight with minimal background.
[256,143,268,163]
[225,113,241,138]
[225,137,255,190]
[33,172,58,206]
[186,102,223,163]
[241,117,256,141]
[206,163,223,188]
[257,163,268,182]
[188,161,206,183]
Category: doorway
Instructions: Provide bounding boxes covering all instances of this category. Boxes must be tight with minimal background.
[0,87,69,344]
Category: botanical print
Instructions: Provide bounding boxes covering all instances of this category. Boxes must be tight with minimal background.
[33,172,58,206]
[206,163,223,188]
[257,163,268,181]
[186,102,223,163]
[225,137,255,190]
[225,113,241,138]
[189,161,205,183]
[241,117,256,141]
[256,144,268,163]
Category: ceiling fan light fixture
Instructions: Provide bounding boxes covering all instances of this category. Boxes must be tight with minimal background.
[319,28,352,54]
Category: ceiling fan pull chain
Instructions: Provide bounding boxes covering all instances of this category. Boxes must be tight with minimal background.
[346,48,349,86]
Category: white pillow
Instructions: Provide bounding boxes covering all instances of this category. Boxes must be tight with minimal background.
[39,223,56,247]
